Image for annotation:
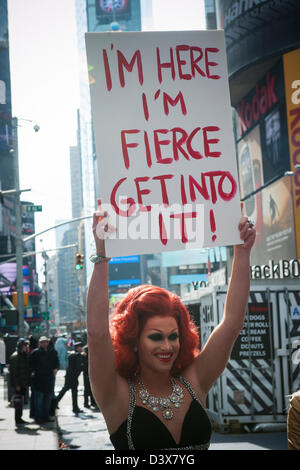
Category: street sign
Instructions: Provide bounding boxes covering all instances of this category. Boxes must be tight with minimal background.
[24,205,42,213]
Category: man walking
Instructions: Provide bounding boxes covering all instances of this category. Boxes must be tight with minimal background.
[0,334,6,375]
[54,342,84,414]
[82,344,97,409]
[9,338,30,425]
[29,336,59,424]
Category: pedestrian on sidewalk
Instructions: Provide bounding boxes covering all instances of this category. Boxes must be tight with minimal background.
[29,336,59,424]
[28,335,38,353]
[55,334,69,370]
[54,341,84,414]
[82,344,97,409]
[0,334,6,375]
[8,338,30,425]
[28,336,38,418]
[48,336,60,417]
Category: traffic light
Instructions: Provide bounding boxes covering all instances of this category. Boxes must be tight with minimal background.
[12,292,29,307]
[75,252,84,271]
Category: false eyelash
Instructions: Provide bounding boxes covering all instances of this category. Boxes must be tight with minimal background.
[168,333,179,341]
[148,333,163,341]
[148,333,179,342]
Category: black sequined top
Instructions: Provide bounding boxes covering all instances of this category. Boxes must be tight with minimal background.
[110,376,212,450]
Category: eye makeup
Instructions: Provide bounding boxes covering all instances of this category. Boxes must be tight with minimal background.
[148,332,179,342]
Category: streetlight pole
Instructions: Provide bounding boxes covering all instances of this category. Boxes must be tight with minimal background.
[12,117,25,338]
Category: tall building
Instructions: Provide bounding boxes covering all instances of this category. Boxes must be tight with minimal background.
[70,150,83,220]
[204,0,217,29]
[46,253,59,334]
[55,220,67,324]
[74,0,142,287]
[55,112,85,325]
[0,0,14,262]
[0,2,41,334]
[57,226,80,323]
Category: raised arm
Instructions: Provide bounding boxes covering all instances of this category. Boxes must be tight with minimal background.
[190,216,256,395]
[86,213,125,411]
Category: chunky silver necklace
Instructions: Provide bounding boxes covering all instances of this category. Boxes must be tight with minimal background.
[137,377,184,420]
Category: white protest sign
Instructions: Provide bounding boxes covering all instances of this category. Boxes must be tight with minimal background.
[85,31,242,257]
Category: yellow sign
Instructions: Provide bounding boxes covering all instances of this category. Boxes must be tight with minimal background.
[283,48,300,258]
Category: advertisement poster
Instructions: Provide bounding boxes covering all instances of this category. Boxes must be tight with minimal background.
[237,125,264,226]
[231,303,272,361]
[236,60,289,184]
[86,30,242,257]
[96,0,132,25]
[283,48,300,259]
[238,126,296,265]
[235,58,297,265]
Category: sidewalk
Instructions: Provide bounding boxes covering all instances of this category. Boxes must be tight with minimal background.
[54,370,113,450]
[0,371,58,450]
[0,369,113,451]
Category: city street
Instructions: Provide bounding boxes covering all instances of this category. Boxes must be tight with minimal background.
[50,371,291,451]
[0,369,289,452]
[0,0,299,461]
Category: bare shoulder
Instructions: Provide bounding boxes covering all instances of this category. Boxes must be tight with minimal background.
[99,374,131,435]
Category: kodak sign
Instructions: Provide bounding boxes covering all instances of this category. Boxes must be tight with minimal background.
[284,49,300,258]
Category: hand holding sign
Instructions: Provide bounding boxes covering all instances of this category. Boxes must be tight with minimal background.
[95,212,117,240]
[86,30,242,257]
[94,199,117,242]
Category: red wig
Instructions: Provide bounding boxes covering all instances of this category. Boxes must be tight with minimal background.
[110,284,199,378]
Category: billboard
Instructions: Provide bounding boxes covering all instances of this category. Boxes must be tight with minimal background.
[236,60,297,265]
[283,48,300,258]
[109,255,141,290]
[236,60,290,186]
[96,0,132,24]
[239,161,296,266]
[0,202,37,296]
[0,263,36,294]
[215,0,300,78]
[87,0,141,32]
[21,201,37,271]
